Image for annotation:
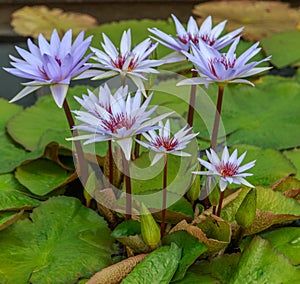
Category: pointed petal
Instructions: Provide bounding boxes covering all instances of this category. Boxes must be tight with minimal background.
[50,84,69,108]
[117,137,133,160]
[9,85,41,103]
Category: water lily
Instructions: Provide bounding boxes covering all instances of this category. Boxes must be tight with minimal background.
[4,29,93,108]
[83,29,162,95]
[194,146,256,191]
[178,37,271,87]
[68,87,172,160]
[136,119,198,165]
[149,14,243,62]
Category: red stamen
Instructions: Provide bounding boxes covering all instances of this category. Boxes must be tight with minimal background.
[216,162,239,177]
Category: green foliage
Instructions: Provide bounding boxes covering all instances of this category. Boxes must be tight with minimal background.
[0,196,114,283]
[121,243,181,284]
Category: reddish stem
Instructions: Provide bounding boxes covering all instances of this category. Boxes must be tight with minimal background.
[216,191,225,217]
[187,71,198,127]
[108,140,114,186]
[160,154,168,238]
[63,99,88,185]
[211,85,224,150]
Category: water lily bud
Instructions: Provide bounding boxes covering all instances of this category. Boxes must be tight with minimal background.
[235,188,257,228]
[140,203,161,249]
[187,174,201,203]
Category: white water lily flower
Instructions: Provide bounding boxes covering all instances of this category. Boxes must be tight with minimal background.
[136,119,198,165]
[178,37,271,87]
[4,29,93,108]
[67,86,172,160]
[81,29,162,95]
[194,146,256,191]
[149,14,243,62]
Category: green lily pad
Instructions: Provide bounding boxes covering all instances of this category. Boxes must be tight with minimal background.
[7,86,108,156]
[231,236,300,284]
[121,243,181,284]
[0,196,114,284]
[259,227,300,266]
[284,148,300,179]
[0,98,44,173]
[0,210,24,231]
[221,186,300,235]
[15,159,76,196]
[261,31,300,68]
[194,75,300,150]
[163,230,207,281]
[0,173,40,211]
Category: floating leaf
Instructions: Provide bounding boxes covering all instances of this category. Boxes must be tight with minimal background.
[271,176,300,199]
[231,236,300,283]
[194,76,300,150]
[121,243,181,284]
[260,227,300,265]
[170,218,231,256]
[0,210,24,231]
[193,1,300,41]
[221,186,300,235]
[262,31,300,68]
[0,196,114,284]
[0,99,44,173]
[12,5,97,39]
[163,231,207,281]
[15,159,76,196]
[7,87,108,157]
[0,173,40,211]
[284,148,300,179]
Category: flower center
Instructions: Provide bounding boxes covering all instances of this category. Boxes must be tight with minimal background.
[178,33,199,45]
[102,113,136,133]
[153,136,179,151]
[200,34,215,46]
[216,162,239,177]
[112,54,136,71]
[208,55,236,79]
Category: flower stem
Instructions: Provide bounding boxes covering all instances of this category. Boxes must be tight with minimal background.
[160,154,168,238]
[211,85,224,150]
[216,191,225,217]
[122,153,132,220]
[108,140,114,186]
[63,99,88,185]
[187,71,198,127]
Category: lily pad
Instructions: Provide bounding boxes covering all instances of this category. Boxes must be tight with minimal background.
[284,148,300,179]
[163,230,207,281]
[261,31,300,68]
[0,196,114,284]
[15,159,76,196]
[260,227,300,266]
[0,210,24,231]
[0,173,40,211]
[231,236,300,284]
[121,243,181,284]
[194,76,300,150]
[0,98,44,174]
[7,86,108,157]
[12,5,98,39]
[193,1,300,41]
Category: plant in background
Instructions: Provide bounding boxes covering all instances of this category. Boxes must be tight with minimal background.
[68,87,172,219]
[83,29,162,94]
[136,119,198,236]
[194,146,256,216]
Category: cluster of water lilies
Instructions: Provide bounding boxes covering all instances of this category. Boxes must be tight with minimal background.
[4,14,271,237]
